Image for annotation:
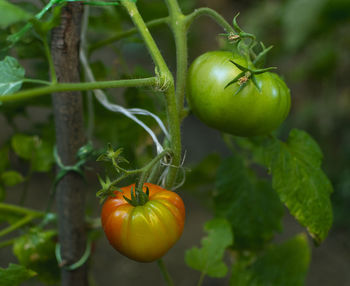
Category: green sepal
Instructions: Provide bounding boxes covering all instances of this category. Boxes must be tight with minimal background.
[225,71,245,89]
[234,83,248,96]
[251,74,261,92]
[232,13,243,33]
[253,67,277,74]
[123,185,149,207]
[96,174,121,204]
[253,42,274,67]
[229,60,249,72]
[225,59,277,94]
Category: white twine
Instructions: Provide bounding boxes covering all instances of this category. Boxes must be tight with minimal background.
[79,7,169,154]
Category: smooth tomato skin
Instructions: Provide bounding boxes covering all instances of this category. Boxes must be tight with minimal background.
[101,183,185,262]
[187,51,291,136]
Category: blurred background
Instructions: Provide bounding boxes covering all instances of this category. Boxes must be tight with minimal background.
[1,0,350,285]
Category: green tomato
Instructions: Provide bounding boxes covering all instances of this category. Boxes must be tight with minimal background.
[13,228,60,284]
[186,51,291,136]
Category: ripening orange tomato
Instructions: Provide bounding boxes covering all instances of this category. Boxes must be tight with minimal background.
[101,183,185,262]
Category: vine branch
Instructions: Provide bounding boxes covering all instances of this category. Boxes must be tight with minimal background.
[0,77,157,103]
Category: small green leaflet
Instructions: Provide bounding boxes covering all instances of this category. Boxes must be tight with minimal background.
[0,264,36,286]
[214,155,284,250]
[230,233,311,286]
[0,57,25,96]
[185,218,233,278]
[11,134,54,173]
[1,171,24,187]
[0,0,32,29]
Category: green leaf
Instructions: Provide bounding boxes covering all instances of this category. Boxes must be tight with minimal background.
[0,263,36,286]
[0,0,32,29]
[31,140,54,172]
[214,155,284,250]
[268,130,333,243]
[1,171,24,187]
[11,134,36,160]
[0,56,25,95]
[185,218,233,278]
[13,228,60,284]
[235,130,333,243]
[11,134,54,172]
[230,234,311,286]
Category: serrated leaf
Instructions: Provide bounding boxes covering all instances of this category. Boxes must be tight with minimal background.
[268,129,333,243]
[0,56,25,95]
[185,218,233,278]
[234,130,333,243]
[0,0,32,29]
[1,171,24,187]
[0,263,36,286]
[230,234,311,286]
[214,155,284,250]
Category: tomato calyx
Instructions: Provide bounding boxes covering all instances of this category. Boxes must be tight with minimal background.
[123,185,150,207]
[221,13,256,46]
[225,60,277,95]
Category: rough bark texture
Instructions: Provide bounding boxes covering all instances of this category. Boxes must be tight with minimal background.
[51,3,88,286]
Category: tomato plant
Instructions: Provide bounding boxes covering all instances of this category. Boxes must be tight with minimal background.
[101,183,185,262]
[0,0,336,286]
[187,51,291,137]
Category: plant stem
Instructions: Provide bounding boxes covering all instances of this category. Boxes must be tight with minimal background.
[121,0,171,79]
[43,37,57,83]
[164,82,182,188]
[0,202,44,217]
[0,77,157,103]
[163,0,189,117]
[136,149,171,191]
[22,78,51,85]
[121,0,182,189]
[157,259,174,286]
[186,7,234,33]
[89,16,170,54]
[0,215,37,237]
[197,272,206,286]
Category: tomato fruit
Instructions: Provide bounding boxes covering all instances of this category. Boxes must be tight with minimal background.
[187,51,291,136]
[101,183,185,262]
[13,228,60,284]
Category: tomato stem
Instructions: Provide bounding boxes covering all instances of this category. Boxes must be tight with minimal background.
[0,77,157,103]
[185,7,234,33]
[157,259,174,286]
